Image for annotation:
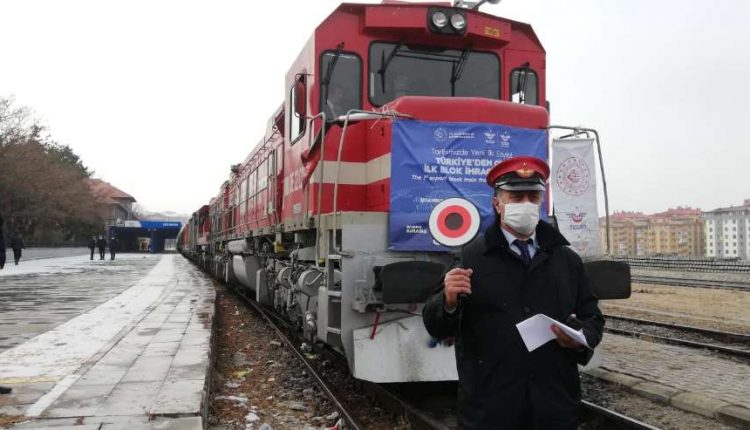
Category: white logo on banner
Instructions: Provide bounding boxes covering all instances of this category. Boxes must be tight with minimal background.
[484,130,496,143]
[499,130,511,148]
[434,127,448,143]
[433,127,475,143]
[552,139,601,257]
[556,157,591,196]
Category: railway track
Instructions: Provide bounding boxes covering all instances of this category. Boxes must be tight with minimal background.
[230,285,659,429]
[604,314,750,360]
[616,257,750,274]
[631,275,749,291]
[232,287,366,430]
[580,400,662,430]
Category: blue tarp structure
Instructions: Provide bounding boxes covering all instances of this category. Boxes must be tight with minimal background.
[108,220,182,253]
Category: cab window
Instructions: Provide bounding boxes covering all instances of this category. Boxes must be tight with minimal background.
[320,51,362,120]
[368,42,500,106]
[510,68,538,105]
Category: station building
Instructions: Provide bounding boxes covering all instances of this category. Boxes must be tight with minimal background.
[86,178,182,252]
[85,178,138,225]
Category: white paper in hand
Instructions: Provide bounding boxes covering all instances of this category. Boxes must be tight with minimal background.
[515,314,591,352]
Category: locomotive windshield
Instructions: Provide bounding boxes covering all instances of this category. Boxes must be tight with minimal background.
[368,42,500,106]
[320,51,362,120]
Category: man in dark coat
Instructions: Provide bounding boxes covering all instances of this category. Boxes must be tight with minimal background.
[109,237,118,260]
[10,232,24,265]
[423,156,604,430]
[96,235,106,260]
[88,236,97,260]
[0,212,10,394]
[0,211,5,270]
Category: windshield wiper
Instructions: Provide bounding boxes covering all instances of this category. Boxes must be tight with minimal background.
[378,40,404,92]
[516,62,531,104]
[321,42,345,111]
[450,47,471,96]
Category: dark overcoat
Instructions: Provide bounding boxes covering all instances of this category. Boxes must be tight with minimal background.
[423,221,604,430]
[10,236,24,251]
[0,212,5,269]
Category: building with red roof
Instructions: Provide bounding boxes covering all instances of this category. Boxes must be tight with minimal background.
[85,178,137,226]
[602,207,703,256]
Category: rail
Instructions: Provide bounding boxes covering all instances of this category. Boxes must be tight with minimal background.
[611,256,750,273]
[581,400,662,430]
[604,314,750,360]
[631,275,748,291]
[233,287,364,430]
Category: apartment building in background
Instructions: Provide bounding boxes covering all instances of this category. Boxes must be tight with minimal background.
[703,199,750,259]
[602,207,703,257]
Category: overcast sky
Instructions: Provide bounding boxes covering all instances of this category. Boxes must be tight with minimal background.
[1,0,748,215]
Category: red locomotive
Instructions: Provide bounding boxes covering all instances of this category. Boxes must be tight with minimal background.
[179,1,623,383]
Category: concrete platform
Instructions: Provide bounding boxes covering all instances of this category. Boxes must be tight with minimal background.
[0,254,215,429]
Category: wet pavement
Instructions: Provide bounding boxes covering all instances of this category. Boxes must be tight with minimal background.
[0,254,215,429]
[0,254,162,351]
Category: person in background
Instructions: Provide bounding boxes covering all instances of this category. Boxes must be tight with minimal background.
[0,212,5,270]
[10,232,24,265]
[96,235,106,260]
[0,212,10,394]
[88,236,97,260]
[109,236,118,260]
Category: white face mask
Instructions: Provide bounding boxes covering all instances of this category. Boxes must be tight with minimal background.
[502,202,540,236]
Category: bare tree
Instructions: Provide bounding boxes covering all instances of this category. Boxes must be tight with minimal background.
[0,96,102,245]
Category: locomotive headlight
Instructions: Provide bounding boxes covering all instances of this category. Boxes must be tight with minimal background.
[450,13,466,30]
[431,11,448,28]
[427,7,466,35]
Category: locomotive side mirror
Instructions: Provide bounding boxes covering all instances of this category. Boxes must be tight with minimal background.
[583,259,631,300]
[294,80,307,118]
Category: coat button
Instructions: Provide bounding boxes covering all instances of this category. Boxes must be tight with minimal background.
[523,306,531,314]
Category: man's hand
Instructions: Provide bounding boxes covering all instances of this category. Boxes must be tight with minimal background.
[551,325,582,349]
[444,268,473,311]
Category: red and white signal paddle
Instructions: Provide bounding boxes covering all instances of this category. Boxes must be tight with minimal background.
[427,197,481,347]
[428,197,481,249]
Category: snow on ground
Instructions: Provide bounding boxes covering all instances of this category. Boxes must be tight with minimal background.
[0,253,150,278]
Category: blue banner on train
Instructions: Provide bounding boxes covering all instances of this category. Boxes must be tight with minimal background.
[389,119,548,251]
